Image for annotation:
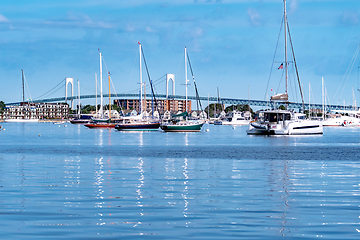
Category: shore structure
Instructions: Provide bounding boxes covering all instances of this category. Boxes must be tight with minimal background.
[3,102,69,121]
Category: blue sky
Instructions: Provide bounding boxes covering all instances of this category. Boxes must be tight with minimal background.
[1,0,360,108]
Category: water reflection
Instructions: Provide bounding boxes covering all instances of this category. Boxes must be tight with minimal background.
[135,157,144,227]
[95,157,105,225]
[182,158,189,226]
[63,157,81,209]
[97,129,103,146]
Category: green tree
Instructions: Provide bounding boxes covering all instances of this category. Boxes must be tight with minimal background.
[81,104,96,114]
[204,103,224,118]
[0,101,5,114]
[224,104,253,114]
[278,105,286,110]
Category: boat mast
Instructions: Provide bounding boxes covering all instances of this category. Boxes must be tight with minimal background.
[185,47,188,112]
[21,69,25,103]
[108,72,111,119]
[139,42,143,115]
[99,51,103,118]
[95,73,97,114]
[284,0,288,95]
[322,77,324,119]
[309,82,311,118]
[78,80,80,116]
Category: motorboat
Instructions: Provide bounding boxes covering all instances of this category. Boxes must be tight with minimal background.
[215,111,251,125]
[247,110,323,135]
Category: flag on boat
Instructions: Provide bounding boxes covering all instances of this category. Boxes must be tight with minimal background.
[278,63,283,70]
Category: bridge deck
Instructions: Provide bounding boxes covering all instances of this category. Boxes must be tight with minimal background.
[6,93,357,111]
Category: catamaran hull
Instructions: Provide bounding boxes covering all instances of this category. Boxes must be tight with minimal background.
[160,123,204,132]
[115,122,160,131]
[247,122,323,135]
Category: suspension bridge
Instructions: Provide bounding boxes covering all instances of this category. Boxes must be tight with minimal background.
[6,93,357,112]
[5,75,357,111]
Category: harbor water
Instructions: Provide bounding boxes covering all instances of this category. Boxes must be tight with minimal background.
[0,123,359,239]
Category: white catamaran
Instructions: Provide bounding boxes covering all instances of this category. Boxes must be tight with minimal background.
[247,0,323,135]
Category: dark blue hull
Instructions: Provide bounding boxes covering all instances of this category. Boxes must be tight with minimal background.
[115,122,160,131]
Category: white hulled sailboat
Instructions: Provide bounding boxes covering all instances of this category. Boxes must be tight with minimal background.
[246,0,323,135]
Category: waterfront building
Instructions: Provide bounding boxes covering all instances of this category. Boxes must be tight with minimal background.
[114,99,191,113]
[4,102,69,120]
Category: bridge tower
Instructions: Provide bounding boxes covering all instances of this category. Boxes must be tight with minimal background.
[166,74,175,98]
[65,78,74,109]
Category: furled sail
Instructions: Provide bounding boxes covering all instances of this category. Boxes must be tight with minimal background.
[270,93,288,101]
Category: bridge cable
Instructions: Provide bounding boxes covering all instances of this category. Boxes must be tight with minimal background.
[34,78,65,100]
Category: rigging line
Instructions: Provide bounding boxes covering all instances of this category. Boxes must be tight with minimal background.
[264,14,284,101]
[333,44,360,101]
[338,46,360,101]
[34,78,65,100]
[186,51,203,113]
[287,22,304,111]
[141,46,159,114]
[125,49,138,94]
[276,70,284,94]
[23,72,33,103]
[101,56,120,98]
[335,23,356,89]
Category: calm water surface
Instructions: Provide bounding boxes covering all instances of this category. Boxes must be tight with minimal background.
[0,123,359,239]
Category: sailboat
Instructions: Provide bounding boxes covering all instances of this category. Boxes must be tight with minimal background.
[5,69,39,123]
[85,51,117,128]
[160,47,205,132]
[115,42,160,131]
[70,80,92,124]
[246,0,323,135]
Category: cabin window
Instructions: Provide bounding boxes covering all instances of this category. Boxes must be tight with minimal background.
[269,113,277,122]
[279,114,283,121]
[285,114,291,120]
[298,115,305,120]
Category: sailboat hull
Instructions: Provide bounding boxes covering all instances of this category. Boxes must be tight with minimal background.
[115,122,160,131]
[84,123,116,128]
[160,122,204,132]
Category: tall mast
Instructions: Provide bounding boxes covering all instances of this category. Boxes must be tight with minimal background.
[78,80,80,116]
[21,69,25,103]
[322,77,324,119]
[309,82,311,118]
[99,51,103,118]
[185,47,188,112]
[139,42,143,114]
[108,72,111,119]
[95,73,97,114]
[284,0,288,94]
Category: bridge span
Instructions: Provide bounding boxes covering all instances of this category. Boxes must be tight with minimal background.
[6,93,356,111]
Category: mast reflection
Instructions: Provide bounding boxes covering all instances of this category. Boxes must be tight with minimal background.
[182,158,190,227]
[95,157,105,225]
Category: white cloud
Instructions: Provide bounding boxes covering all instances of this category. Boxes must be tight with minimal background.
[247,8,260,25]
[146,26,156,33]
[341,11,359,25]
[0,14,9,22]
[288,0,298,15]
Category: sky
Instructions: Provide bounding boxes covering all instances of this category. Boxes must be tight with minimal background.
[1,0,360,108]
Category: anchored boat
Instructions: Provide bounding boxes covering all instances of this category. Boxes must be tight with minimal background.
[160,47,205,132]
[115,42,160,131]
[246,0,323,135]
